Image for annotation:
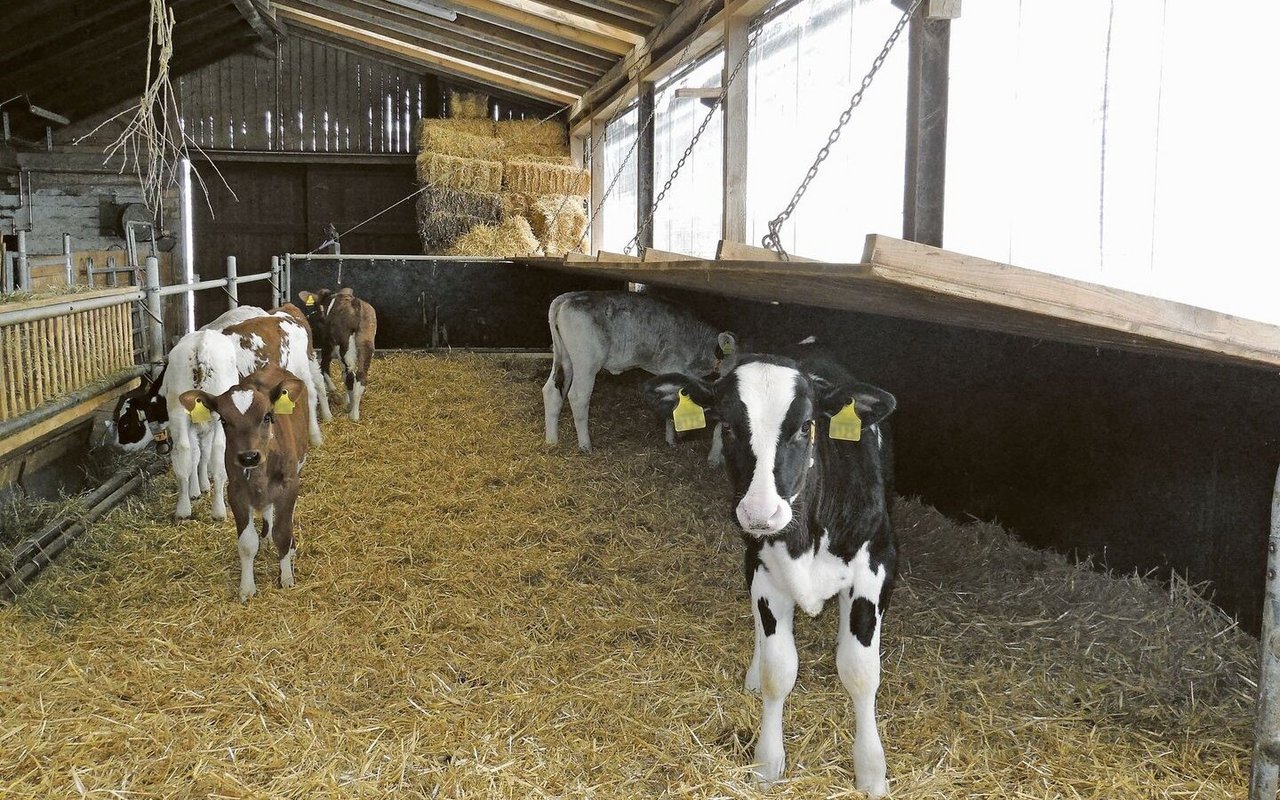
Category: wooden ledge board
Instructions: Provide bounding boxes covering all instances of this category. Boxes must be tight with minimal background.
[514,236,1280,370]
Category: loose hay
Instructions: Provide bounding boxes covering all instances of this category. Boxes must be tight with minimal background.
[525,194,588,256]
[503,159,591,196]
[415,151,503,193]
[0,355,1258,798]
[445,216,540,258]
[418,126,505,161]
[448,90,490,120]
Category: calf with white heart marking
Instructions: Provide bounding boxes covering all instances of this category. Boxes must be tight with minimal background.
[180,365,309,602]
[644,354,897,797]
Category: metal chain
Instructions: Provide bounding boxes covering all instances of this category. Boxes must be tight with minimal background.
[762,0,923,259]
[626,23,763,256]
[570,0,719,253]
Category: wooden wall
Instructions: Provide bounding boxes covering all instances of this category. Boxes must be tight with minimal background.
[176,36,427,154]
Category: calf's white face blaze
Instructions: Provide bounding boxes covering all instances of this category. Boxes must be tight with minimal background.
[734,362,802,535]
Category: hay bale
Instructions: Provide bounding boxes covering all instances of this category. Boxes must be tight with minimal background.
[419,126,505,161]
[419,186,503,221]
[499,191,534,219]
[445,216,541,257]
[503,159,590,196]
[416,151,503,193]
[526,195,588,256]
[502,141,570,160]
[508,154,574,166]
[494,119,567,151]
[417,211,490,254]
[417,117,495,146]
[448,90,490,120]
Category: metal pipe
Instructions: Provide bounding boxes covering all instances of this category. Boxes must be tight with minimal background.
[272,256,283,307]
[1250,463,1280,799]
[63,233,73,285]
[0,289,144,326]
[282,253,291,305]
[235,271,273,285]
[2,252,13,294]
[144,256,164,363]
[157,277,229,297]
[16,229,29,291]
[6,465,141,570]
[226,255,238,309]
[0,366,146,443]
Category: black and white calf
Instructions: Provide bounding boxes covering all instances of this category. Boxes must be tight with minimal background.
[544,290,737,460]
[644,354,897,797]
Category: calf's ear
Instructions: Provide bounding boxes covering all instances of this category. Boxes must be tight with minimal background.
[337,287,354,296]
[299,291,319,308]
[178,390,218,423]
[642,373,716,417]
[269,377,306,415]
[815,379,896,429]
[716,331,737,356]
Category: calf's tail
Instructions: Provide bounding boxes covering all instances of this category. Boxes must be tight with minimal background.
[547,298,573,398]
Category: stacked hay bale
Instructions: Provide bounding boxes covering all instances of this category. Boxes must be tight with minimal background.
[413,94,589,257]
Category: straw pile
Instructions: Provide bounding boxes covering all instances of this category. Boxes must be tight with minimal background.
[0,354,1257,798]
[448,90,490,120]
[504,159,591,196]
[445,216,540,257]
[525,194,588,257]
[415,151,503,194]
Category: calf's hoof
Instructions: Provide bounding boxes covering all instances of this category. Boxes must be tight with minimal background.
[752,747,785,787]
[238,584,257,602]
[857,778,888,800]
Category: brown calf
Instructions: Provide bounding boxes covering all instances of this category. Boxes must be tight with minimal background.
[180,366,309,602]
[299,287,377,421]
[222,311,331,443]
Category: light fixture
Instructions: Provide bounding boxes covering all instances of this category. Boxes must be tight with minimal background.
[383,0,458,22]
[27,103,69,126]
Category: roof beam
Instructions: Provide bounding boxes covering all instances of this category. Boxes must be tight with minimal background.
[276,5,579,104]
[339,0,615,73]
[442,0,636,55]
[483,0,646,44]
[535,0,655,35]
[563,0,670,24]
[0,0,148,72]
[286,0,594,92]
[230,0,285,48]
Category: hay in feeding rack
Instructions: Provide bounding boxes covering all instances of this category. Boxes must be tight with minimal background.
[0,354,1257,797]
[415,151,503,193]
[418,126,505,161]
[416,117,496,146]
[526,194,588,256]
[445,216,540,257]
[503,159,590,196]
[494,118,566,151]
[448,90,490,120]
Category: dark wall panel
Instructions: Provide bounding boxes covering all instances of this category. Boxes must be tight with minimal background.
[656,287,1280,635]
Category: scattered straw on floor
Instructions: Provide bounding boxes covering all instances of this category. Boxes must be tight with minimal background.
[0,355,1258,798]
[445,216,540,258]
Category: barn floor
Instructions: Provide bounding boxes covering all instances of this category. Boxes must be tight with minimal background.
[0,353,1258,798]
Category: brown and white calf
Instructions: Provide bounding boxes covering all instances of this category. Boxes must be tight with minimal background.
[644,353,897,796]
[297,288,377,421]
[180,365,309,601]
[221,311,331,442]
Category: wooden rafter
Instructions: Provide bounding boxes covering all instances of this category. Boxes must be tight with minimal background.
[441,0,637,54]
[276,4,579,104]
[485,0,646,44]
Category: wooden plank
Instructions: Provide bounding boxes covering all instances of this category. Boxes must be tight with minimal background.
[426,0,633,56]
[721,7,748,243]
[641,247,698,262]
[564,252,597,263]
[0,379,140,463]
[715,240,820,263]
[589,117,607,255]
[596,250,641,262]
[635,81,655,249]
[483,0,644,45]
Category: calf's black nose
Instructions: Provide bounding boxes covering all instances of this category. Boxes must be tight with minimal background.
[237,451,262,468]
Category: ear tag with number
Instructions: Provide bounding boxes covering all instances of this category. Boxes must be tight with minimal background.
[829,401,862,442]
[189,400,212,424]
[273,390,296,415]
[672,391,707,432]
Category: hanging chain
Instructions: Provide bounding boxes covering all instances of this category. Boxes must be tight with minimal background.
[625,23,763,256]
[761,0,923,259]
[564,0,719,254]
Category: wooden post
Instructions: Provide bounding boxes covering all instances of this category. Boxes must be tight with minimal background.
[636,81,656,250]
[226,255,239,309]
[901,1,952,247]
[722,9,750,244]
[589,117,607,255]
[1251,462,1280,799]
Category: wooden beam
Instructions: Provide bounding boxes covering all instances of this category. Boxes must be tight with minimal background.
[288,0,595,91]
[548,0,660,31]
[642,247,698,261]
[0,380,139,463]
[444,0,635,55]
[487,0,646,45]
[716,240,820,262]
[276,5,580,103]
[902,3,951,247]
[231,0,283,47]
[0,0,148,72]
[596,250,642,262]
[589,116,607,254]
[563,0,670,25]
[635,81,655,250]
[721,6,748,244]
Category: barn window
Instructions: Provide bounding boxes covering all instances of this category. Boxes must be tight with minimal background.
[945,0,1280,324]
[745,0,908,260]
[599,106,640,252]
[651,51,725,258]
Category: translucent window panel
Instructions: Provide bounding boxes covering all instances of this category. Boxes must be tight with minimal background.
[946,0,1280,323]
[598,108,640,253]
[746,0,909,260]
[652,53,725,258]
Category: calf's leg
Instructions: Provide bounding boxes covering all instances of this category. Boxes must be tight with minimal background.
[566,370,597,452]
[836,553,891,798]
[542,368,564,445]
[707,423,724,467]
[750,573,798,785]
[230,493,258,601]
[268,495,299,589]
[309,357,333,422]
[209,424,227,521]
[171,420,197,519]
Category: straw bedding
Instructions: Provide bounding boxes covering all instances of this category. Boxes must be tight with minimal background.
[0,354,1256,798]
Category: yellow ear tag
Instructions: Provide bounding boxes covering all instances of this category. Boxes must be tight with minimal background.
[720,340,734,355]
[305,296,316,306]
[189,400,212,424]
[829,401,862,442]
[672,390,707,432]
[273,390,296,415]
